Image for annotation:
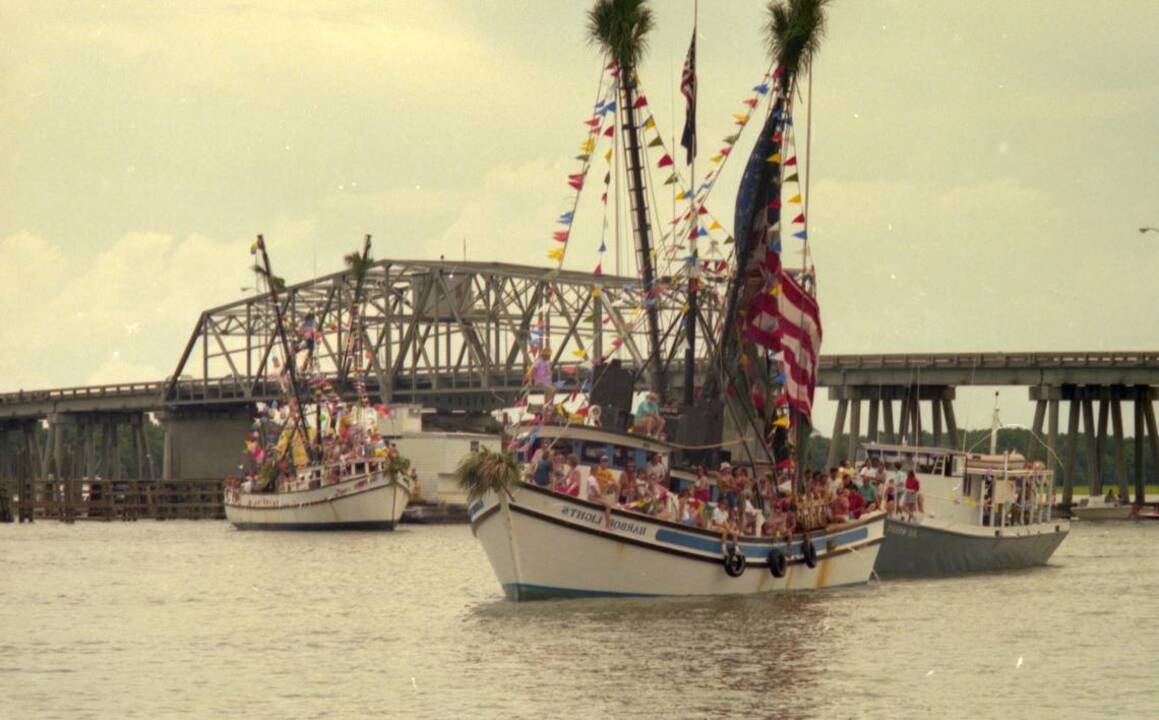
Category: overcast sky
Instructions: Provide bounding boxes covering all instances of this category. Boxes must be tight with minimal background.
[3,1,1158,432]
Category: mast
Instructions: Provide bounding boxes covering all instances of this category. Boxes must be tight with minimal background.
[990,391,1000,455]
[682,3,699,409]
[589,0,665,402]
[619,73,666,401]
[254,234,312,465]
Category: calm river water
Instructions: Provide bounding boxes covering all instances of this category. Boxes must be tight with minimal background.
[1,520,1157,719]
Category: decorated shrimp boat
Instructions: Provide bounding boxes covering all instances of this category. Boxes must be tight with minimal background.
[469,424,884,600]
[868,443,1068,576]
[224,235,412,531]
[466,0,885,600]
[225,455,411,531]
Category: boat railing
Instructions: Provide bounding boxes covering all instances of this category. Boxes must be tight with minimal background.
[970,467,1055,528]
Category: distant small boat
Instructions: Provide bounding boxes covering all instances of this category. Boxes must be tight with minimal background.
[1070,496,1135,522]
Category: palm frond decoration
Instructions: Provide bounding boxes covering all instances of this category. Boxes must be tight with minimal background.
[455,447,521,504]
[766,0,830,88]
[344,234,374,288]
[251,263,286,293]
[587,0,654,73]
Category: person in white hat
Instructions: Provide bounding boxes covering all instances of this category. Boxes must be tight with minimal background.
[632,390,665,438]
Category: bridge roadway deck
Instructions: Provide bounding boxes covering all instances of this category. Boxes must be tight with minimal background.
[2,352,1158,422]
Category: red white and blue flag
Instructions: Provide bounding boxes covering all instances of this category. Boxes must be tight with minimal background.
[679,33,697,165]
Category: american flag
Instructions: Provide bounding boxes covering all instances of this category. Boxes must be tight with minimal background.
[679,33,696,165]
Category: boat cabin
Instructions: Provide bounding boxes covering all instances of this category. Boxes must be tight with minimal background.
[860,443,1055,528]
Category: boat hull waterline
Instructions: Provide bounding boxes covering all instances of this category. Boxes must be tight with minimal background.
[874,518,1068,577]
[469,483,886,601]
[225,472,411,531]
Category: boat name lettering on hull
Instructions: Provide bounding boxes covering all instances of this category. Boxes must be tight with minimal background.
[561,505,647,537]
[887,524,918,538]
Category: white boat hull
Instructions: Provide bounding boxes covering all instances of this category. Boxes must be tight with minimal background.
[469,483,885,600]
[1070,505,1134,521]
[225,472,411,530]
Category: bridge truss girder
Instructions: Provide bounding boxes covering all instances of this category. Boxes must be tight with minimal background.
[164,259,707,412]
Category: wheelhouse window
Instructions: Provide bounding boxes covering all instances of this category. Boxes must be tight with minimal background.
[580,441,610,465]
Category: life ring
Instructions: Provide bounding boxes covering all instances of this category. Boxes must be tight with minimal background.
[802,537,818,568]
[723,545,746,577]
[768,548,787,578]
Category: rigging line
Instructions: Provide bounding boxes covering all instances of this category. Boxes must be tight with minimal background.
[559,63,617,270]
[802,59,814,276]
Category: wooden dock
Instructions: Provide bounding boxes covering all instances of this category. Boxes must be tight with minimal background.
[0,478,224,522]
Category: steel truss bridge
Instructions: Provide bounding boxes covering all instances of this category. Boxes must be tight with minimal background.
[162,259,713,412]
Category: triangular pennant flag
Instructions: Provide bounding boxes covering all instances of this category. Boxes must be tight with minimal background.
[698,227,708,237]
[547,246,565,261]
[604,149,613,163]
[753,83,770,95]
[593,263,602,276]
[580,137,596,153]
[574,154,590,162]
[567,174,584,191]
[768,199,781,210]
[710,154,723,163]
[792,213,805,224]
[770,239,782,253]
[643,116,656,129]
[657,153,673,168]
[664,173,679,185]
[604,101,617,113]
[785,155,798,166]
[793,230,807,239]
[766,152,781,163]
[773,65,785,78]
[552,231,569,242]
[558,211,574,224]
[603,125,615,137]
[773,131,784,142]
[732,113,749,124]
[584,117,601,128]
[742,97,759,108]
[598,242,607,253]
[647,136,663,147]
[783,172,799,183]
[633,95,648,108]
[708,220,722,231]
[724,235,735,244]
[604,171,611,184]
[723,133,739,145]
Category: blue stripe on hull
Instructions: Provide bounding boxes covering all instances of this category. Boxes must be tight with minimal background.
[875,519,1067,577]
[503,583,659,601]
[231,520,397,531]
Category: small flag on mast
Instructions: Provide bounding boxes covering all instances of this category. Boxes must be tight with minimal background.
[679,32,697,165]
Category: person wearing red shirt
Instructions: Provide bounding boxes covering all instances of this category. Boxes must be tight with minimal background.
[903,471,921,521]
[847,485,866,519]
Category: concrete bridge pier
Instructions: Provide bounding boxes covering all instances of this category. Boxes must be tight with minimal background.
[157,407,253,483]
[1030,385,1159,507]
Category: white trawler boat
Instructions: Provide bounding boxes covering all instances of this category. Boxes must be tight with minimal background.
[469,425,883,600]
[224,235,412,530]
[468,0,884,600]
[225,456,411,531]
[869,443,1068,576]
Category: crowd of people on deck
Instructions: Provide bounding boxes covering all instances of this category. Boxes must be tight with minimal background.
[523,441,932,546]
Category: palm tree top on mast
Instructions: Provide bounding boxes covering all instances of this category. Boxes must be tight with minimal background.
[587,0,654,73]
[767,0,830,90]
